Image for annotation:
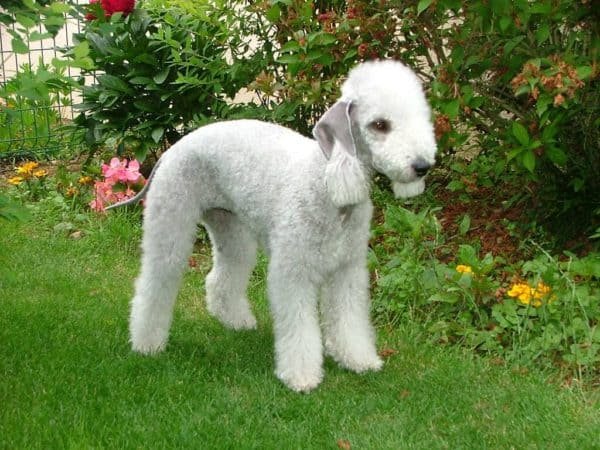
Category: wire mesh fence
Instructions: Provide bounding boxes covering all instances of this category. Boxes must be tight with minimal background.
[0,2,87,159]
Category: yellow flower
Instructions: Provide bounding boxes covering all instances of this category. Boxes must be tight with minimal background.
[78,176,93,185]
[33,169,48,178]
[65,185,79,197]
[533,282,551,299]
[8,176,24,185]
[508,283,532,303]
[507,281,552,308]
[16,161,39,176]
[456,264,473,274]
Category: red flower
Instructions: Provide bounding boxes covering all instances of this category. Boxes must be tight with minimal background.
[357,43,369,57]
[86,0,135,20]
[101,0,135,15]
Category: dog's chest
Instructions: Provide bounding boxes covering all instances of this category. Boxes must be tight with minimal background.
[310,204,372,272]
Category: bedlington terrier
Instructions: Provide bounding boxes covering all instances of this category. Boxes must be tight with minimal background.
[121,60,436,392]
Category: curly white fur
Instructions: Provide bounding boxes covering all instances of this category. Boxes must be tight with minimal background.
[127,60,436,392]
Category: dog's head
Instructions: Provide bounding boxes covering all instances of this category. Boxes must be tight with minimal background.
[314,60,437,206]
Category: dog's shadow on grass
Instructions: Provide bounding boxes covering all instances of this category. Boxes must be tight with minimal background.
[123,315,276,381]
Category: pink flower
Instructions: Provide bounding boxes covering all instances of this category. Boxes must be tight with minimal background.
[90,157,146,212]
[101,157,142,184]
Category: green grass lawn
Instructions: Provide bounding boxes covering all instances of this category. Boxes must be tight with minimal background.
[1,214,599,449]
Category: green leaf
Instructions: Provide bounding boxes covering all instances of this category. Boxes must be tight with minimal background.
[43,15,65,27]
[29,31,52,41]
[49,2,72,14]
[443,99,461,119]
[151,127,164,143]
[427,293,459,304]
[307,50,325,62]
[514,84,530,97]
[512,122,530,146]
[86,33,109,56]
[492,301,519,328]
[417,0,434,15]
[134,53,158,65]
[536,96,552,117]
[535,23,550,44]
[490,0,510,14]
[308,32,336,46]
[529,3,552,14]
[129,76,153,85]
[133,100,156,112]
[15,14,36,28]
[98,74,132,93]
[280,40,300,53]
[446,179,465,191]
[458,244,478,267]
[545,146,567,166]
[73,41,90,59]
[153,68,170,84]
[458,214,471,235]
[265,4,281,22]
[499,16,512,32]
[343,48,358,62]
[11,37,29,54]
[277,54,301,65]
[22,0,38,11]
[521,149,536,173]
[576,65,593,80]
[504,36,525,54]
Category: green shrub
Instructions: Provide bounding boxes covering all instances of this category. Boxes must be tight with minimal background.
[417,0,599,236]
[70,0,258,160]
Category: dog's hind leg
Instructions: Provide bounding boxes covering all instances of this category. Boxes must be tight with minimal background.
[129,184,202,354]
[202,209,258,330]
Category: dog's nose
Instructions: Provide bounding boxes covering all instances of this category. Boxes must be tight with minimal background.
[412,158,432,178]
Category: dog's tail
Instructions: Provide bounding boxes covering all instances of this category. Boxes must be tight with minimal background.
[105,158,162,211]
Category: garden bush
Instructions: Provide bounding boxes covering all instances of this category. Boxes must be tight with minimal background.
[69,0,260,160]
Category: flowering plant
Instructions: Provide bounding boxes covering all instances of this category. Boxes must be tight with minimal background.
[86,0,135,20]
[89,157,145,212]
[8,161,49,200]
[507,281,553,308]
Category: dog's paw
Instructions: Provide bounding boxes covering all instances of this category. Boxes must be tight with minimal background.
[351,355,384,373]
[221,311,257,331]
[131,340,166,355]
[206,297,257,331]
[333,352,384,374]
[276,367,323,393]
[325,338,384,373]
[130,330,168,355]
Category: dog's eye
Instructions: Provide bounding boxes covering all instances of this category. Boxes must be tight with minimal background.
[370,119,391,133]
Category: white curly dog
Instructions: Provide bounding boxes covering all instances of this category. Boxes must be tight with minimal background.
[120,60,436,392]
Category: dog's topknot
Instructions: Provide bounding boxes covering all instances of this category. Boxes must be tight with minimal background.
[340,60,429,116]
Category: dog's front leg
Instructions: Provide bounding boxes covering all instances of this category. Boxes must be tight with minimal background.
[267,261,323,392]
[321,263,383,373]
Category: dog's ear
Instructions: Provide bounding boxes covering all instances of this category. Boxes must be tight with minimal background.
[313,100,356,160]
[314,101,369,207]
